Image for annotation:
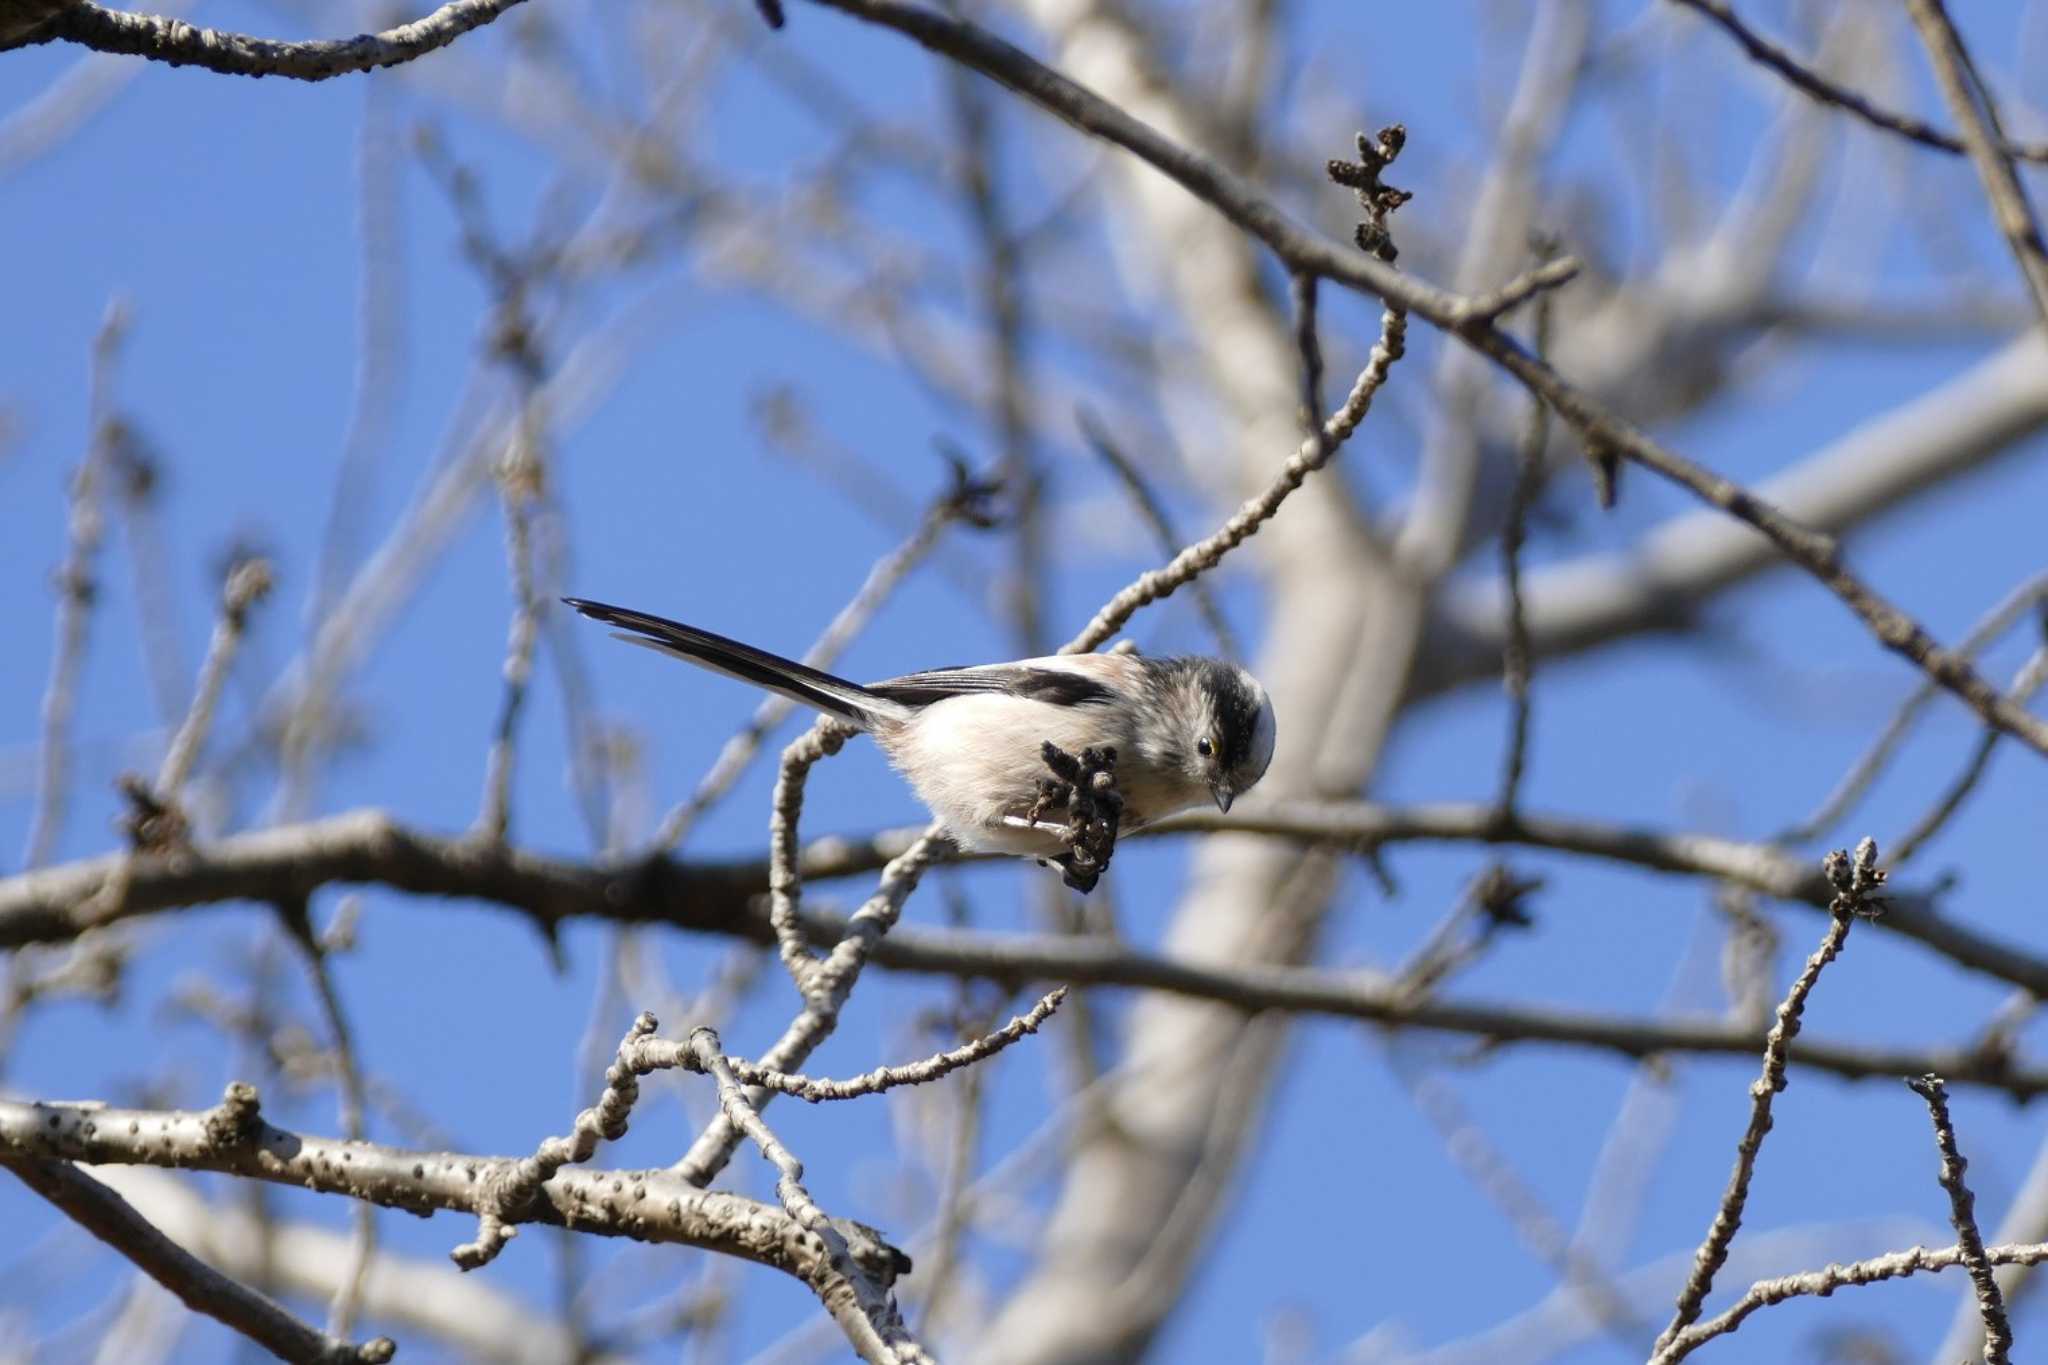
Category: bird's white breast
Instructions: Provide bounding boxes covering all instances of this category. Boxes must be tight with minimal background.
[874,689,1201,857]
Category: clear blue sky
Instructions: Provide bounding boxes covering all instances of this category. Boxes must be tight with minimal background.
[4,1,2048,1360]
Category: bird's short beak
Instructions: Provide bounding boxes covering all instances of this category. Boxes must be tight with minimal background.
[1211,784,1233,815]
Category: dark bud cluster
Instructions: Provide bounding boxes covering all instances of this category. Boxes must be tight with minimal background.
[932,439,1008,530]
[1327,125,1412,262]
[1822,836,1887,917]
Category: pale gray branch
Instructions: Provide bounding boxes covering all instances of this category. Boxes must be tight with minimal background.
[1653,1240,2048,1363]
[0,1090,912,1310]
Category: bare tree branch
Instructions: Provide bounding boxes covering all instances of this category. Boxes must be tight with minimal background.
[1902,0,2048,325]
[761,719,858,992]
[673,828,950,1186]
[2,1155,396,1365]
[1652,1239,2048,1363]
[15,821,2048,1143]
[0,1089,912,1305]
[1074,410,1240,659]
[1907,1072,2013,1363]
[274,897,378,1338]
[646,470,989,854]
[1934,1129,2048,1363]
[155,556,272,808]
[1422,335,2048,697]
[1654,840,1883,1354]
[801,0,2048,762]
[1667,0,2048,164]
[1779,571,2048,845]
[12,801,2048,1002]
[1891,645,2048,865]
[715,989,1065,1102]
[1062,301,1406,654]
[1495,249,1558,815]
[1386,1051,1651,1350]
[687,1026,933,1364]
[23,301,125,871]
[85,1166,599,1365]
[4,0,529,81]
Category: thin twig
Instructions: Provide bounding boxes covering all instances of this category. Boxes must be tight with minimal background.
[1391,863,1539,1001]
[1073,410,1239,659]
[761,719,857,994]
[311,83,407,631]
[686,1027,934,1365]
[1290,271,1327,440]
[1777,571,2048,845]
[717,989,1064,1101]
[1903,0,2048,326]
[946,57,1044,657]
[107,434,187,731]
[1892,646,2048,866]
[2,1156,395,1365]
[807,0,2048,760]
[646,468,992,853]
[1933,1129,2048,1363]
[1063,302,1407,654]
[1495,244,1557,816]
[1654,839,1884,1354]
[443,169,553,848]
[751,389,985,600]
[1389,1052,1651,1350]
[1667,0,2048,164]
[1907,1073,2013,1364]
[450,1011,668,1270]
[476,436,542,843]
[7,0,530,80]
[912,1000,989,1338]
[264,268,703,823]
[274,898,377,1339]
[1475,326,2048,757]
[673,826,951,1187]
[1652,1240,2048,1363]
[450,988,1037,1343]
[1450,255,1582,326]
[156,555,273,803]
[23,301,125,871]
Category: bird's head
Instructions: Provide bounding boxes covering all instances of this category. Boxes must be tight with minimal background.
[1158,659,1276,814]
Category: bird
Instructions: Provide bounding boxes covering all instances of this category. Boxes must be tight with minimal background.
[563,597,1275,867]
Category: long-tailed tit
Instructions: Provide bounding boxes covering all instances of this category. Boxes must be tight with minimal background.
[564,597,1276,860]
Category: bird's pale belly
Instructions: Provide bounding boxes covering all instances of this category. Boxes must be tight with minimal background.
[875,693,1198,856]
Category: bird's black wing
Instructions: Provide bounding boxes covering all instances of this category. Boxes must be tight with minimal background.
[869,664,1122,709]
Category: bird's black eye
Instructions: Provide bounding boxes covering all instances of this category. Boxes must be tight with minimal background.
[1196,736,1214,758]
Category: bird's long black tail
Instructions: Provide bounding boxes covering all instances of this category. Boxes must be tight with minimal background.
[563,598,905,729]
